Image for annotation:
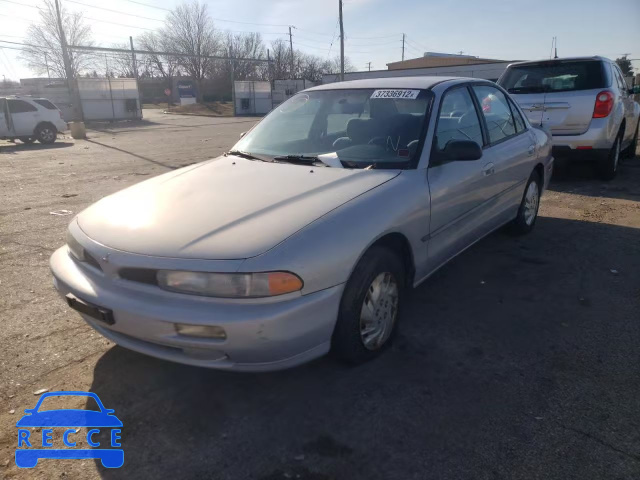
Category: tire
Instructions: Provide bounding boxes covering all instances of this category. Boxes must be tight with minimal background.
[622,121,638,160]
[332,246,405,364]
[19,137,35,144]
[598,132,621,180]
[35,123,57,144]
[509,171,542,235]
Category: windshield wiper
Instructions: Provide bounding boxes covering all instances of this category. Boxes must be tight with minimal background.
[227,150,271,162]
[272,154,322,165]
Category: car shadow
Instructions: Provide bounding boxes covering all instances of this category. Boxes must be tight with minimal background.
[0,140,74,153]
[88,216,640,479]
[547,154,640,202]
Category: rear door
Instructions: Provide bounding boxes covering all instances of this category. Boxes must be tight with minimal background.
[500,60,609,135]
[471,85,535,209]
[7,99,39,136]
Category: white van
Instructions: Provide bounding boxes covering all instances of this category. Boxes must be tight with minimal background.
[0,96,69,144]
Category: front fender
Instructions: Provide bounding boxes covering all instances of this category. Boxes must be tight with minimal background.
[239,170,431,294]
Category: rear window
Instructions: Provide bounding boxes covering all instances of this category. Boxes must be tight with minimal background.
[500,61,608,94]
[34,99,58,110]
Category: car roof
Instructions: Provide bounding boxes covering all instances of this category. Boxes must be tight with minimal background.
[507,56,612,67]
[306,76,478,91]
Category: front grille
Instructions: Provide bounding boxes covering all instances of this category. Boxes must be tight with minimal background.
[119,268,158,285]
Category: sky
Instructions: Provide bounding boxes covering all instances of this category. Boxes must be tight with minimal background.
[0,0,639,80]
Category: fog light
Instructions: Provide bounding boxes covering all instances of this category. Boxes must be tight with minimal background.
[174,324,227,339]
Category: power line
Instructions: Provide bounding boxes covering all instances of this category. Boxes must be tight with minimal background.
[117,0,170,11]
[65,0,164,22]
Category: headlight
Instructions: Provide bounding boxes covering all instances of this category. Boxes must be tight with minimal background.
[66,231,85,261]
[156,271,303,298]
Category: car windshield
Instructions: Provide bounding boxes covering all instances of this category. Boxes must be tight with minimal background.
[232,88,434,169]
[500,60,607,93]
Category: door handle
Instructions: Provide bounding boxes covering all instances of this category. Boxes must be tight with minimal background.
[527,145,535,156]
[482,163,495,176]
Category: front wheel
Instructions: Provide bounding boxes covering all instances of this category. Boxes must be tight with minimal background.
[36,123,57,144]
[332,246,404,364]
[508,171,541,235]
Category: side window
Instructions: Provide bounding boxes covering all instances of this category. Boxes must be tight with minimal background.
[435,87,483,150]
[472,86,516,144]
[508,98,526,132]
[34,99,57,110]
[614,67,628,92]
[8,100,38,114]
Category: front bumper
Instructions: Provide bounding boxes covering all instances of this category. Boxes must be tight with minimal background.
[50,247,343,371]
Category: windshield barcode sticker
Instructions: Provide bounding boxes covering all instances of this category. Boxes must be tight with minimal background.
[370,89,420,100]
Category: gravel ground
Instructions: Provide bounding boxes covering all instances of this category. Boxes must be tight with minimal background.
[1,110,639,479]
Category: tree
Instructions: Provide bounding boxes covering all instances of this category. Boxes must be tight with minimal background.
[616,55,633,77]
[106,44,137,78]
[20,0,94,78]
[137,31,180,79]
[161,0,220,100]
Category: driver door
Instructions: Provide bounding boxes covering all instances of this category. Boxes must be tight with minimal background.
[426,86,493,272]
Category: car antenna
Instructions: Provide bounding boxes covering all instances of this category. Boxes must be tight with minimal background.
[554,37,558,59]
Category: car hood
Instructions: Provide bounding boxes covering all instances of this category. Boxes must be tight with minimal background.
[77,156,400,260]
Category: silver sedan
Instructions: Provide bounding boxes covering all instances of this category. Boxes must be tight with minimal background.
[50,77,553,371]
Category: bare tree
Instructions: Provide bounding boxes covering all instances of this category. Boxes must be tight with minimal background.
[137,31,180,79]
[105,44,137,78]
[162,0,220,100]
[20,0,94,79]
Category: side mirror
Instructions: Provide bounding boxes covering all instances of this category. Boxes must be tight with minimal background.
[443,140,483,161]
[239,132,246,138]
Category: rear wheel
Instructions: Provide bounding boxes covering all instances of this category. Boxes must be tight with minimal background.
[332,246,404,364]
[35,123,57,144]
[598,133,621,180]
[622,121,638,160]
[509,171,541,235]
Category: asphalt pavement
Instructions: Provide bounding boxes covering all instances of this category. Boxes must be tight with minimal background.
[0,110,639,479]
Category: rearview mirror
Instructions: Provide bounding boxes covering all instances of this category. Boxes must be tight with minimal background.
[443,140,482,161]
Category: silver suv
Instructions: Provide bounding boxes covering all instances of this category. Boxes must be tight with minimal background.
[499,56,640,179]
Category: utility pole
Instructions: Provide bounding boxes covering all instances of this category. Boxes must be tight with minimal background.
[54,0,83,122]
[129,36,138,79]
[339,0,344,81]
[401,33,405,61]
[366,62,371,72]
[230,42,235,116]
[44,53,50,79]
[288,26,294,78]
[130,36,142,117]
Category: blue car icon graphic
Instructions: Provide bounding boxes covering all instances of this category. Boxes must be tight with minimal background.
[15,391,123,468]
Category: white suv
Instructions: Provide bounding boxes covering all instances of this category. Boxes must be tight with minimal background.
[0,96,69,145]
[499,57,640,179]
